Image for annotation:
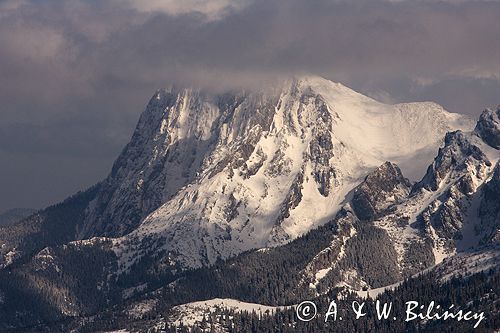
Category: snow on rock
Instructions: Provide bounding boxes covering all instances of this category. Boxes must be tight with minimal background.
[300,116,497,289]
[299,214,356,293]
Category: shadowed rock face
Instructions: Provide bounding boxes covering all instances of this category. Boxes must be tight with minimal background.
[351,161,411,221]
[479,163,500,244]
[473,108,500,244]
[409,119,498,251]
[308,95,335,197]
[411,130,492,245]
[475,107,500,149]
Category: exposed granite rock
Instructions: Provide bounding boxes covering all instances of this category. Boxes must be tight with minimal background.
[240,147,266,179]
[352,162,411,221]
[474,107,500,149]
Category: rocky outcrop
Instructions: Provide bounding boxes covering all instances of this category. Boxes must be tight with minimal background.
[414,130,491,192]
[352,162,411,221]
[474,107,500,149]
[308,95,336,196]
[409,127,496,248]
[78,89,216,238]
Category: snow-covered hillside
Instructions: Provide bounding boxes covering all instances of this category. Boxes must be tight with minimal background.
[168,298,291,327]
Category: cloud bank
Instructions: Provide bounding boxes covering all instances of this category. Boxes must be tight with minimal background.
[0,0,499,211]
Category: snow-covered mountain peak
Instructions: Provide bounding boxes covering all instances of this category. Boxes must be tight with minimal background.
[99,76,478,271]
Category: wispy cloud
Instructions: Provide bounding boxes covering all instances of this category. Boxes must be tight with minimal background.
[116,0,248,20]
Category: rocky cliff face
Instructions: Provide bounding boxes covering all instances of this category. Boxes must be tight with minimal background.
[474,107,500,149]
[414,130,491,192]
[414,112,499,256]
[77,89,278,238]
[351,162,411,221]
[478,163,500,244]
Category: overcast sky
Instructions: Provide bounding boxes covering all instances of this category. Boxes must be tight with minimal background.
[1,0,499,212]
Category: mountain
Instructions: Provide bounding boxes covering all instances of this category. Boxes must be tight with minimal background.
[0,76,498,332]
[90,76,474,272]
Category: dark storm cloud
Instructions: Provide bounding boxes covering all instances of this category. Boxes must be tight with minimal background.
[0,0,499,211]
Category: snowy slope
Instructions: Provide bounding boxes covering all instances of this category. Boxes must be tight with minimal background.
[108,76,474,272]
[168,298,291,327]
